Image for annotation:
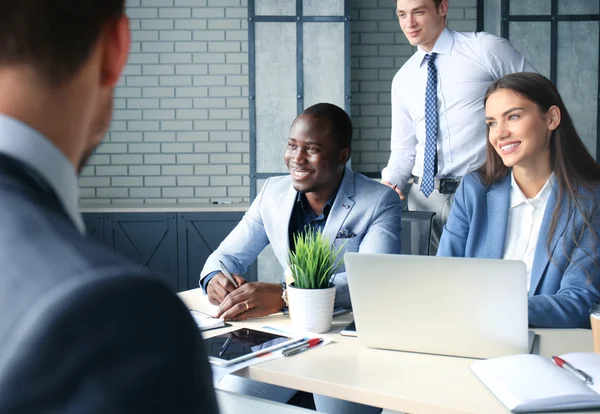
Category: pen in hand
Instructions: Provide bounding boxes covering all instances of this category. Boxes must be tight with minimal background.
[219,260,239,288]
[553,356,594,385]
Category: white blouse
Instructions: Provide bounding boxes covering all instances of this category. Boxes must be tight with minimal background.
[502,172,554,291]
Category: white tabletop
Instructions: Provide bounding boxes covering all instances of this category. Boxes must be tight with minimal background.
[179,289,598,414]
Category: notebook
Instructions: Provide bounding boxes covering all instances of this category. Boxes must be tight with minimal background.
[190,310,225,331]
[471,353,600,412]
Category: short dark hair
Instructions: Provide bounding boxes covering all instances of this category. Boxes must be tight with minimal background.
[0,1,126,85]
[301,103,353,148]
[394,0,443,7]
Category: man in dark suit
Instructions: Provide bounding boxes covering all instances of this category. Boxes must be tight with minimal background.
[0,1,218,413]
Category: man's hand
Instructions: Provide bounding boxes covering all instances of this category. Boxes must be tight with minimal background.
[382,180,405,200]
[206,272,246,305]
[216,282,285,321]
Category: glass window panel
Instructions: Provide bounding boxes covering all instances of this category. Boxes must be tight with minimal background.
[484,0,501,36]
[509,0,551,15]
[255,23,297,173]
[304,0,344,16]
[557,21,599,159]
[303,22,346,111]
[508,22,551,78]
[558,0,599,15]
[255,0,296,16]
[256,179,267,194]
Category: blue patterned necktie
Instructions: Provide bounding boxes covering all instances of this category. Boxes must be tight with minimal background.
[421,52,438,198]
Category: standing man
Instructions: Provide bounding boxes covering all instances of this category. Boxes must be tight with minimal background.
[0,1,218,413]
[381,0,537,253]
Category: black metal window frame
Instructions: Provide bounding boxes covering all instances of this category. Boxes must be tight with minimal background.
[500,0,600,160]
[247,0,351,200]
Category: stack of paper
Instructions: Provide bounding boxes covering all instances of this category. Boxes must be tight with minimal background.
[190,310,225,331]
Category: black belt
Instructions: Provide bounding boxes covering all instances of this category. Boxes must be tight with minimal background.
[412,176,462,194]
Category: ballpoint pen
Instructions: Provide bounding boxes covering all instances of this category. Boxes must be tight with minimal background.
[553,356,594,385]
[219,260,238,288]
[281,338,321,355]
[283,338,323,357]
[218,336,232,357]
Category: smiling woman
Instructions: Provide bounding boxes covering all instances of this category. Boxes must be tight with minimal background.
[438,72,600,329]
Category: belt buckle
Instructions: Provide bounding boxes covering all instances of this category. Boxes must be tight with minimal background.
[438,178,460,194]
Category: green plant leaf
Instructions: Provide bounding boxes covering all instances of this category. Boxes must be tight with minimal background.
[287,226,346,289]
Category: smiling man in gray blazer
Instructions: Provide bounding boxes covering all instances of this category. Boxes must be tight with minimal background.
[200,103,403,318]
[201,103,402,414]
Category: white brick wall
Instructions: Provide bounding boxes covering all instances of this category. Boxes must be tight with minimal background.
[81,0,249,204]
[350,0,477,173]
[81,0,476,204]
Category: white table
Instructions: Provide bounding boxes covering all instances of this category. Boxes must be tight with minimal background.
[179,289,598,414]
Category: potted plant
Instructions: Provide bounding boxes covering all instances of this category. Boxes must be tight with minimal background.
[286,228,345,333]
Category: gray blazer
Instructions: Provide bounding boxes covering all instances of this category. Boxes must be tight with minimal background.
[0,154,218,413]
[200,165,403,308]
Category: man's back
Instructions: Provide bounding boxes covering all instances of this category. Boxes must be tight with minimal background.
[0,156,218,413]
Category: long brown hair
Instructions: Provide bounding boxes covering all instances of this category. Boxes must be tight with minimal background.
[478,72,600,269]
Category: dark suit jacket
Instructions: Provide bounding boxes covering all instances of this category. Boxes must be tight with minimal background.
[0,154,218,413]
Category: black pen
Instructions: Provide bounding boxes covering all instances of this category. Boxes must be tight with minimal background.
[218,336,232,357]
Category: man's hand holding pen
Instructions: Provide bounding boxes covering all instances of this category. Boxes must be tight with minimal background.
[208,261,285,320]
[206,272,246,305]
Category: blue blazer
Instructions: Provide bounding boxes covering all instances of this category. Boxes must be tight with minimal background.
[200,165,403,309]
[438,172,600,328]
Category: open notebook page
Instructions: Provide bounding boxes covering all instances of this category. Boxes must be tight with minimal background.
[471,354,600,412]
[561,353,600,394]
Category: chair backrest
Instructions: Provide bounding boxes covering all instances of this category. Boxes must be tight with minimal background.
[400,211,436,256]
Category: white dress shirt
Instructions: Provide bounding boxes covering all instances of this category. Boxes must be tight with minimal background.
[503,172,554,291]
[0,114,85,234]
[382,28,537,188]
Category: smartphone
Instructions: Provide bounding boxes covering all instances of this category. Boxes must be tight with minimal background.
[204,328,301,366]
[340,320,357,337]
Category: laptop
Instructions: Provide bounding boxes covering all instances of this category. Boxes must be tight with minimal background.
[345,253,529,359]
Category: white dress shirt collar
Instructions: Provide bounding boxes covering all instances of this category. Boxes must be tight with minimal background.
[509,171,555,209]
[416,27,455,65]
[0,114,85,234]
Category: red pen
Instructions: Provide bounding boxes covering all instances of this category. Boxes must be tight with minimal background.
[283,338,323,357]
[553,356,594,385]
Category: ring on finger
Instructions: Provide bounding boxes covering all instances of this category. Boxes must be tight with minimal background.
[243,300,249,311]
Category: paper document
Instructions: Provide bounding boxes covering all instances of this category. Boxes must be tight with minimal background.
[190,310,225,331]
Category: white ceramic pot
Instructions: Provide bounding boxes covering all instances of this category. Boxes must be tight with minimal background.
[287,283,336,334]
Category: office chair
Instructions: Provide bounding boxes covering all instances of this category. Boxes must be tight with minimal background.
[401,211,436,256]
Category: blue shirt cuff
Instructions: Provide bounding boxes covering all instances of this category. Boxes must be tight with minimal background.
[201,270,220,293]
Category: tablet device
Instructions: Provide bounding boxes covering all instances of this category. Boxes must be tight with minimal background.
[340,321,357,337]
[205,328,301,366]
